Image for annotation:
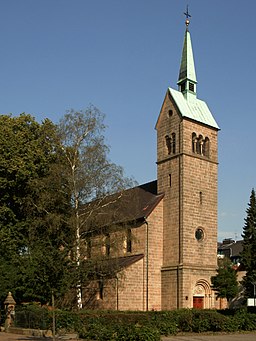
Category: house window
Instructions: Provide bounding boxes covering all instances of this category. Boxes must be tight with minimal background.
[181,83,185,92]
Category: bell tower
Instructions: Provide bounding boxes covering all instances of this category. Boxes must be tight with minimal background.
[156,9,219,309]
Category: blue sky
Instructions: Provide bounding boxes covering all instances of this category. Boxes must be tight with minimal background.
[0,0,255,241]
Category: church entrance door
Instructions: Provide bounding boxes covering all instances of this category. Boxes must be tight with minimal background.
[193,296,204,309]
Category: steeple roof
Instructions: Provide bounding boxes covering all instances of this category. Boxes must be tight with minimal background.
[165,13,219,130]
[168,87,219,129]
[178,28,197,85]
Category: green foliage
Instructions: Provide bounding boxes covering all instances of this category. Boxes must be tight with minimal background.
[241,189,256,298]
[67,309,256,337]
[58,107,132,204]
[211,257,239,305]
[0,114,72,305]
[14,304,50,330]
[10,306,256,338]
[57,107,135,308]
[232,308,256,331]
[149,311,177,335]
[116,325,161,341]
[173,309,193,332]
[0,109,134,309]
[54,310,82,332]
[78,319,161,341]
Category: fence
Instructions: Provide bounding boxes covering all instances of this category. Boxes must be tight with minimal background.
[14,305,50,330]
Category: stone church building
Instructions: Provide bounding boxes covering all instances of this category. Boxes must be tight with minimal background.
[82,17,219,311]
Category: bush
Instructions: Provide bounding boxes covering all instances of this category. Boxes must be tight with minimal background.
[14,304,50,330]
[149,311,177,335]
[173,309,193,332]
[79,318,116,340]
[12,306,256,338]
[79,323,161,341]
[190,309,230,333]
[54,310,81,332]
[52,308,256,337]
[233,309,256,331]
[118,325,161,341]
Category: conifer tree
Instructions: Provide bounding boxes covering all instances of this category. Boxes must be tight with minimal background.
[240,189,256,298]
[211,257,238,307]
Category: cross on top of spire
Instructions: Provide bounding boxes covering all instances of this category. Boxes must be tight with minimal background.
[184,5,191,27]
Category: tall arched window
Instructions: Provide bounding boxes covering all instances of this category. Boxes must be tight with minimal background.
[165,133,176,155]
[171,133,176,154]
[126,228,132,253]
[198,135,203,155]
[165,135,172,154]
[203,137,210,157]
[192,132,197,153]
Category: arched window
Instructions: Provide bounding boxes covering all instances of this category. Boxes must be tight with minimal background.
[97,279,104,300]
[198,135,203,155]
[165,133,176,155]
[165,135,172,154]
[192,133,210,158]
[203,137,210,158]
[126,228,132,253]
[103,234,110,257]
[192,132,197,153]
[171,133,176,154]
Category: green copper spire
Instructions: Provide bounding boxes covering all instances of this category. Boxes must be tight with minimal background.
[162,7,219,130]
[177,8,197,101]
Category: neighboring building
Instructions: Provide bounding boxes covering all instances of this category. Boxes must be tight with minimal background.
[218,239,243,266]
[80,14,220,310]
[217,239,246,308]
[217,239,245,281]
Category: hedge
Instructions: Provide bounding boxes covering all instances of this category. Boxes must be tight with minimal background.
[10,306,256,340]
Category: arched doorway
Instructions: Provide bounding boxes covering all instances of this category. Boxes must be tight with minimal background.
[193,279,212,309]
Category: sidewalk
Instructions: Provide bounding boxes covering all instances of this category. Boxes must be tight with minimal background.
[0,333,47,341]
[0,332,78,341]
[162,332,256,341]
[0,331,256,341]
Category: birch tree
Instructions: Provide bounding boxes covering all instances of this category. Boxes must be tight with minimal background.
[58,106,133,309]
